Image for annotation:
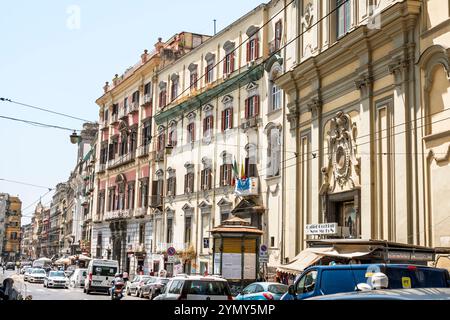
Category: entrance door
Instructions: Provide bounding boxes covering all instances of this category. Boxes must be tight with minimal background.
[325,190,360,239]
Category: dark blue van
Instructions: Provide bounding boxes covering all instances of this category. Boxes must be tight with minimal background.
[281,264,450,300]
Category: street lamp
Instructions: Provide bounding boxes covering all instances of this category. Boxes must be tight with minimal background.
[70,131,80,144]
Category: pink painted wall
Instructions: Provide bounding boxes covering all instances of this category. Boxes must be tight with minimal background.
[140,165,149,178]
[124,169,136,181]
[99,180,107,190]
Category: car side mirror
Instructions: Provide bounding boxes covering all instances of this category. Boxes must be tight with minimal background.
[288,285,296,295]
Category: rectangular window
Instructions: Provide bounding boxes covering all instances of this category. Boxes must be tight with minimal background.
[184,217,192,244]
[223,52,235,75]
[132,90,140,104]
[130,129,138,152]
[159,90,167,108]
[187,123,195,143]
[171,80,178,101]
[246,38,259,62]
[167,218,173,243]
[139,223,145,245]
[142,121,152,146]
[168,126,177,146]
[222,108,233,131]
[144,82,152,104]
[271,84,282,111]
[205,63,214,83]
[221,211,229,223]
[139,178,149,208]
[245,96,260,119]
[203,115,214,138]
[167,177,176,196]
[201,168,212,190]
[127,183,135,210]
[337,0,351,38]
[157,133,165,152]
[275,20,282,50]
[123,97,128,112]
[190,71,198,91]
[220,164,233,186]
[184,173,195,194]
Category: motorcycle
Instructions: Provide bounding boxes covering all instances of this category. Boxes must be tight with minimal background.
[111,279,125,301]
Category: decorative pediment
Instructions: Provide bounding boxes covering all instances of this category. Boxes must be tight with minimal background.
[184,162,194,170]
[201,157,212,168]
[217,197,232,207]
[246,25,259,38]
[157,125,165,133]
[170,73,179,82]
[155,169,164,177]
[168,119,177,127]
[188,63,198,72]
[221,95,233,107]
[166,207,175,219]
[118,120,129,132]
[205,52,215,63]
[182,203,194,212]
[245,82,259,92]
[187,112,196,120]
[223,40,235,53]
[158,81,167,90]
[202,104,214,112]
[199,200,212,210]
[167,167,175,175]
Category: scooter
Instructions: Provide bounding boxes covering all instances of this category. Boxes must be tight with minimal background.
[111,279,125,301]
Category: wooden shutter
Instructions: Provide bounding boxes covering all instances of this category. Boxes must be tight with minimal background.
[246,41,250,62]
[205,66,209,83]
[230,53,234,72]
[184,174,188,193]
[254,95,260,116]
[227,164,232,185]
[245,157,249,179]
[229,108,233,128]
[220,165,224,186]
[245,99,249,119]
[208,169,212,190]
[221,110,225,131]
[223,58,227,74]
[255,37,259,59]
[201,170,205,190]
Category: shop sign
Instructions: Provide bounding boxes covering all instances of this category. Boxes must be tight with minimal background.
[305,223,338,235]
[387,251,411,260]
[411,252,433,261]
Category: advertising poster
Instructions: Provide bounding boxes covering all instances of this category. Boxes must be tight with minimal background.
[221,253,241,279]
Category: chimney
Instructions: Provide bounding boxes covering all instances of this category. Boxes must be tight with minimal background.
[141,49,149,63]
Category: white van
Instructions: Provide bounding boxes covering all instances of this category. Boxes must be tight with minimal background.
[69,268,87,288]
[84,259,119,294]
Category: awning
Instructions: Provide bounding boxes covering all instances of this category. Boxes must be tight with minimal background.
[78,254,91,261]
[55,258,71,265]
[275,247,374,274]
[276,247,334,274]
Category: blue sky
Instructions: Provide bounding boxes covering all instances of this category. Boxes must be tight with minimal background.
[0,0,265,225]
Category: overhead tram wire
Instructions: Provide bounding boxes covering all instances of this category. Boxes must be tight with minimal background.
[0,178,53,191]
[0,115,81,132]
[146,0,348,143]
[0,97,93,123]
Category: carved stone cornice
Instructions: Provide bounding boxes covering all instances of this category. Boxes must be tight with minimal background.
[354,74,373,98]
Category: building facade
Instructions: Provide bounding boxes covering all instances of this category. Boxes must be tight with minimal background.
[93,32,211,277]
[0,194,22,262]
[276,0,450,262]
[30,202,49,259]
[21,223,33,260]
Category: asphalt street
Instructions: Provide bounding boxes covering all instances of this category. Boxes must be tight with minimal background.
[0,269,142,300]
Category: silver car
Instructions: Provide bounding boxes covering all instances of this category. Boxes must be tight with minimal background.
[23,268,35,282]
[154,275,233,300]
[29,268,47,283]
[44,271,69,289]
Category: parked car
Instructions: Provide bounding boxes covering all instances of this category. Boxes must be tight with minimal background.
[44,271,69,289]
[154,275,233,300]
[141,277,170,299]
[23,268,35,282]
[28,268,47,283]
[69,268,87,288]
[20,266,29,274]
[235,282,288,300]
[307,287,450,300]
[281,264,450,300]
[84,259,119,295]
[126,275,153,297]
[5,262,15,271]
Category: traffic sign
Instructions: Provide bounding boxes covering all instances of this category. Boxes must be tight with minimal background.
[167,247,176,256]
[260,244,268,253]
[259,255,269,263]
[168,255,176,263]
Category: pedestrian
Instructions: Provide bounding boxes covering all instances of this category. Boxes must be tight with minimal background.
[123,271,129,283]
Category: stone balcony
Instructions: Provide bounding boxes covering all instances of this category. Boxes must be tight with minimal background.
[106,152,136,170]
[137,144,150,157]
[129,101,139,113]
[110,113,118,125]
[134,207,147,218]
[104,209,133,221]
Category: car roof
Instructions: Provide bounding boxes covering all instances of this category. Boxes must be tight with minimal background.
[170,275,228,281]
[304,264,446,271]
[307,288,450,300]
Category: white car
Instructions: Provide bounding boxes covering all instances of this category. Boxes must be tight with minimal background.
[84,259,119,295]
[44,270,69,289]
[69,268,87,288]
[154,275,233,300]
[23,267,35,282]
[29,268,47,283]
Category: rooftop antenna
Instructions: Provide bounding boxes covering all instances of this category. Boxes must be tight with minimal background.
[213,19,217,35]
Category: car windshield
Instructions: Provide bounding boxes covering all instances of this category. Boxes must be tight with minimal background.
[187,280,231,296]
[26,268,33,272]
[146,278,156,284]
[158,279,170,285]
[32,269,46,274]
[385,267,449,288]
[49,271,65,277]
[268,284,288,294]
[93,266,117,276]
